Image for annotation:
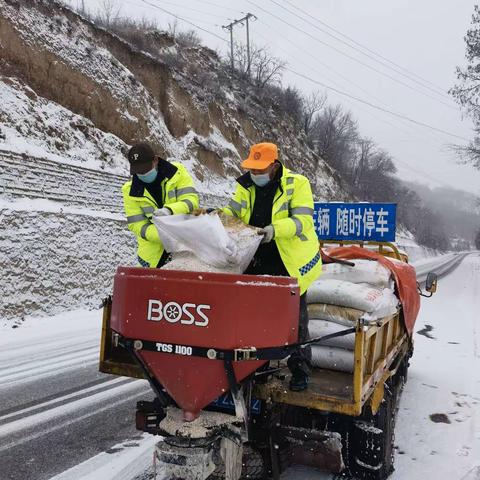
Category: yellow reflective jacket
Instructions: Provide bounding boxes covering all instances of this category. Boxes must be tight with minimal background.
[122,159,199,268]
[223,165,321,294]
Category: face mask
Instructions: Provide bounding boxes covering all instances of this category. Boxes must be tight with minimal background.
[137,167,158,183]
[251,172,271,187]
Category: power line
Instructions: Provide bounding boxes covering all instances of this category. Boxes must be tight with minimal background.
[123,0,219,26]
[285,67,471,142]
[274,0,451,100]
[138,0,229,43]
[281,0,449,97]
[394,157,454,188]
[137,0,228,20]
[253,25,460,181]
[246,0,458,111]
[249,25,454,186]
[193,0,245,14]
[256,16,444,141]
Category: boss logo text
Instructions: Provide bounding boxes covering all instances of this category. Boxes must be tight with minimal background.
[147,300,210,327]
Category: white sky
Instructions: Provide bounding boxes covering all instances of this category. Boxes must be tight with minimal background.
[71,0,480,196]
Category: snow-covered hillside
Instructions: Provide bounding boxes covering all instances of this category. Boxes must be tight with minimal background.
[0,77,128,174]
[0,0,341,198]
[0,0,345,321]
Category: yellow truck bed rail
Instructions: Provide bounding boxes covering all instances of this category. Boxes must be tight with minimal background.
[320,240,408,263]
[254,311,409,416]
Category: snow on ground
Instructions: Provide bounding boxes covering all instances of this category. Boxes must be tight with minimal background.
[50,434,158,480]
[0,308,101,342]
[396,230,441,263]
[392,253,480,479]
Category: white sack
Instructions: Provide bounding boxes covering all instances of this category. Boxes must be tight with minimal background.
[153,213,261,272]
[307,279,398,316]
[361,288,399,321]
[307,304,364,327]
[320,259,391,288]
[308,319,355,349]
[310,345,354,373]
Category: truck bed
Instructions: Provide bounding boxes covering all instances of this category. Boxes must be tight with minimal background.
[255,312,409,416]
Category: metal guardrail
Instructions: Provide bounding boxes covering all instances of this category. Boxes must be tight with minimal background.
[414,252,474,284]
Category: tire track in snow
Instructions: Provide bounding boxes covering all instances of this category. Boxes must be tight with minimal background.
[0,377,127,423]
[0,340,97,370]
[0,329,98,366]
[0,379,150,452]
[50,434,158,480]
[0,347,99,387]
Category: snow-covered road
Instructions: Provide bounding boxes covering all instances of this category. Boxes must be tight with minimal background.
[0,311,153,480]
[281,252,480,480]
[1,253,478,480]
[393,253,480,480]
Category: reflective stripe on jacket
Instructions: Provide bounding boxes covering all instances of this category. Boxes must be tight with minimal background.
[122,160,199,268]
[223,165,321,294]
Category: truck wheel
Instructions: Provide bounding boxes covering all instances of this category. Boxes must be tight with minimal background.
[347,386,396,480]
[210,445,267,480]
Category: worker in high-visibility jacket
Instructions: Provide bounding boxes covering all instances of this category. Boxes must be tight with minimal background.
[223,142,321,391]
[122,142,199,268]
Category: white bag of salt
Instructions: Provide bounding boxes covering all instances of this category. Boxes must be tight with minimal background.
[307,279,399,318]
[320,259,391,288]
[153,213,261,272]
[308,319,355,349]
[310,345,354,373]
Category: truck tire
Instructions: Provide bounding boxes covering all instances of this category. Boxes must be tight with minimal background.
[347,386,396,480]
[209,445,267,480]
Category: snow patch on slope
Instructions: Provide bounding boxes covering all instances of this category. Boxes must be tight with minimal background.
[0,77,128,174]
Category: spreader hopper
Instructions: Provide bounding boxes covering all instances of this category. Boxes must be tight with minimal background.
[110,267,300,420]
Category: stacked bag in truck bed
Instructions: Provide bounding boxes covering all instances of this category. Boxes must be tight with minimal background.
[307,259,399,373]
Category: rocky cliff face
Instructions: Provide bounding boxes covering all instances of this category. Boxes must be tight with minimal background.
[0,0,343,321]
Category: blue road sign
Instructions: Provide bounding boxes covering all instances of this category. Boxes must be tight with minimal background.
[313,202,396,242]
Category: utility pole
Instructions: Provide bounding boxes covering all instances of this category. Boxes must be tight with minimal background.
[222,13,257,75]
[223,23,235,71]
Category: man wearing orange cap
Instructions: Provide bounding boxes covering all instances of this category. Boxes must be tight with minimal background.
[223,142,322,391]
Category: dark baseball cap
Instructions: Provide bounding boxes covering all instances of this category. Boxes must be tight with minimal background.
[127,143,155,174]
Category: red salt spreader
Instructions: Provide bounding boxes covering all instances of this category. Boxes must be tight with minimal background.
[101,241,432,480]
[110,267,299,420]
[108,266,301,479]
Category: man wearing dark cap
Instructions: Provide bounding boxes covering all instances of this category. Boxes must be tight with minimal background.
[122,142,199,268]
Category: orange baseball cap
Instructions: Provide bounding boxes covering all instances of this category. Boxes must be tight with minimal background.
[241,142,278,169]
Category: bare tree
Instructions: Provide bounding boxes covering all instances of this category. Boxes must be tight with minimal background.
[310,104,358,173]
[450,5,480,168]
[303,90,326,136]
[232,43,285,88]
[353,138,376,192]
[167,19,179,38]
[97,0,121,27]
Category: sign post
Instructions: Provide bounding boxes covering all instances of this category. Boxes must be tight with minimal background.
[313,202,397,242]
